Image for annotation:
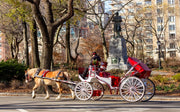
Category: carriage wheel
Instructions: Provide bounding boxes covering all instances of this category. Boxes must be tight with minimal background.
[141,78,155,102]
[74,82,93,101]
[91,82,104,101]
[119,76,145,102]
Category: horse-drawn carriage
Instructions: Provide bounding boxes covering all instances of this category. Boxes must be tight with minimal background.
[25,57,155,102]
[74,57,155,102]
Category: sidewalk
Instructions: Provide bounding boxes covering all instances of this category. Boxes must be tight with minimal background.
[0,92,180,101]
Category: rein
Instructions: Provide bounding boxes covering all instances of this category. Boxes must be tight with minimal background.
[25,68,42,82]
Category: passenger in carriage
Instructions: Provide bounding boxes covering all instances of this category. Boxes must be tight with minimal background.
[80,52,101,79]
[90,52,101,65]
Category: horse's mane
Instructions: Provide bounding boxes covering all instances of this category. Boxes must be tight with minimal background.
[27,68,39,77]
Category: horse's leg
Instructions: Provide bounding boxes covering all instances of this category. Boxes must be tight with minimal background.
[56,82,62,100]
[70,88,75,100]
[43,84,50,100]
[32,84,39,99]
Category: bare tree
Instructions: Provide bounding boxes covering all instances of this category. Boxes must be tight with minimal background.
[24,0,74,69]
[77,0,134,61]
[120,2,146,58]
[0,1,24,60]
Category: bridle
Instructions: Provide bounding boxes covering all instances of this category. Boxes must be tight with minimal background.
[25,68,42,83]
[25,72,33,83]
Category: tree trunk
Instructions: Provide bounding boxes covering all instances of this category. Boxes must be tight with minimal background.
[26,0,74,69]
[10,44,14,59]
[41,30,54,69]
[23,21,29,66]
[65,21,72,63]
[30,19,40,68]
[101,30,108,61]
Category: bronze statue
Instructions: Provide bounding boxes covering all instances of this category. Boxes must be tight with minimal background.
[112,12,122,38]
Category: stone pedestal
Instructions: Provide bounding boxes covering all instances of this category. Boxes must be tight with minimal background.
[107,36,128,71]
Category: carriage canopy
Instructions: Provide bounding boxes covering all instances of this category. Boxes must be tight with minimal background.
[127,57,151,78]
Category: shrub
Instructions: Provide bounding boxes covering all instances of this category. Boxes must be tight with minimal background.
[163,86,170,92]
[172,73,180,82]
[177,84,180,90]
[156,85,163,91]
[170,84,176,89]
[153,75,169,84]
[0,59,27,83]
[107,69,124,77]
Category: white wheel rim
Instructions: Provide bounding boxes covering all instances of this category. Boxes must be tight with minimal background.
[120,77,145,102]
[75,82,93,100]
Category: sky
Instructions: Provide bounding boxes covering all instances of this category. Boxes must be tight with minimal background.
[105,0,112,12]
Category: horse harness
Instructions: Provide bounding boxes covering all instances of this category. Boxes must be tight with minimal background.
[25,68,42,82]
[41,70,50,78]
[33,69,66,80]
[56,71,67,80]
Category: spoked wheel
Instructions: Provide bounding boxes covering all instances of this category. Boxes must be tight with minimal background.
[91,82,104,101]
[119,76,145,102]
[141,78,155,102]
[74,82,93,101]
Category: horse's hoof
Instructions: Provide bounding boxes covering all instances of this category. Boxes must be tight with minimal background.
[55,96,61,100]
[45,96,50,100]
[32,95,36,99]
[72,96,76,100]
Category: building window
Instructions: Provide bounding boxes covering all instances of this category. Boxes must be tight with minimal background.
[157,8,162,15]
[137,46,143,50]
[157,0,162,5]
[146,39,153,44]
[145,0,151,5]
[169,51,176,57]
[169,24,175,31]
[169,16,175,22]
[168,0,175,5]
[147,32,153,37]
[157,25,163,31]
[0,43,1,47]
[169,33,175,39]
[157,17,163,23]
[169,43,176,48]
[146,45,153,50]
[0,55,2,59]
[136,2,142,6]
[37,31,41,37]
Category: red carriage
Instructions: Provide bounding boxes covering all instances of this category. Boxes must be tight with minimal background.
[74,57,155,102]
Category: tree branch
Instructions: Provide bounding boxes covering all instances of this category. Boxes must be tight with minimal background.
[53,0,74,28]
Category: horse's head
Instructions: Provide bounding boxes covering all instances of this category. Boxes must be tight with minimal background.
[25,68,38,83]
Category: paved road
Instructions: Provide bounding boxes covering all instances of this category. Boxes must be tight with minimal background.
[0,96,180,112]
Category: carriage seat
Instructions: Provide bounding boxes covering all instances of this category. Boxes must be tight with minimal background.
[99,72,110,78]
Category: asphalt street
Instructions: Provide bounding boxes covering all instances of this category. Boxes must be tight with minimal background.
[0,95,180,112]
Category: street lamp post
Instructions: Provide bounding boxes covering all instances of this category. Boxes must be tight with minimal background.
[157,40,162,69]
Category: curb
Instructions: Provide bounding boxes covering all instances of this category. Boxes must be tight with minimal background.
[0,92,180,101]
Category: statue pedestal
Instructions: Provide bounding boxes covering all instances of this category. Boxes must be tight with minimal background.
[107,36,128,71]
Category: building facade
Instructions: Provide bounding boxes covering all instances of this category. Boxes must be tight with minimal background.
[110,0,180,61]
[0,31,10,61]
